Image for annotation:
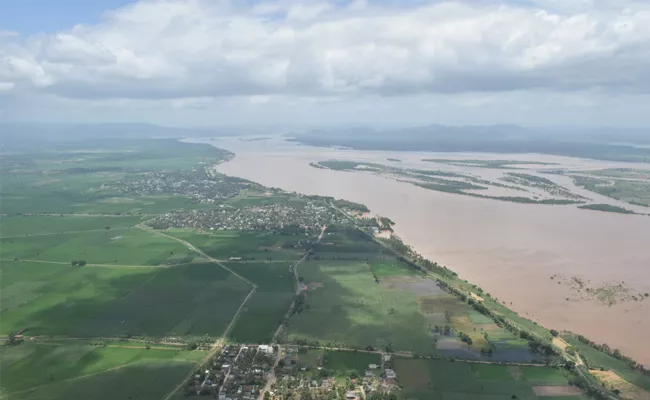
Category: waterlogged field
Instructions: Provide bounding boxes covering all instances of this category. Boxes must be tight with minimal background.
[285,259,436,353]
[393,358,585,400]
[0,342,204,400]
[285,229,538,361]
[1,261,251,337]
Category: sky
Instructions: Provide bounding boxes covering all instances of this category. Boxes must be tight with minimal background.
[2,0,650,128]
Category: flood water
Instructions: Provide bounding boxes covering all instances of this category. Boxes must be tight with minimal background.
[194,136,650,366]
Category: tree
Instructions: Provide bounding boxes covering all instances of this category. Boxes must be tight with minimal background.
[78,260,87,266]
[550,329,559,337]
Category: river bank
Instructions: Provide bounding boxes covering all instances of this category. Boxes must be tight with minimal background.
[192,136,650,366]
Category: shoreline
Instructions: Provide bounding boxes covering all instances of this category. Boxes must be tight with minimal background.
[195,136,650,367]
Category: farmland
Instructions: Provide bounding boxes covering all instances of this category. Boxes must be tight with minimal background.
[0,342,205,400]
[393,358,585,400]
[1,261,252,337]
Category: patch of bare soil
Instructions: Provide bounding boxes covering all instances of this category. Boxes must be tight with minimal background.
[508,366,523,380]
[590,370,650,400]
[532,386,583,396]
[470,292,484,302]
[382,277,445,295]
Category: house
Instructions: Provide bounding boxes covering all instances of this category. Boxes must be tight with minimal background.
[258,344,274,354]
[385,369,397,379]
[383,354,391,362]
[368,364,378,369]
[345,391,358,400]
[229,257,242,261]
[365,370,374,377]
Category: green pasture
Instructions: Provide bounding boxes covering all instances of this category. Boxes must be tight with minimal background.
[1,262,251,337]
[165,230,305,261]
[0,342,203,393]
[1,228,197,266]
[368,259,418,277]
[323,350,381,375]
[0,215,145,238]
[225,261,296,343]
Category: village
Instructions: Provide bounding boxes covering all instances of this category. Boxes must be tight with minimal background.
[266,346,399,400]
[146,201,352,233]
[110,167,256,204]
[181,344,400,400]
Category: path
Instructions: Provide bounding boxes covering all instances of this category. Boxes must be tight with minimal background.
[0,227,131,239]
[2,258,181,269]
[144,223,258,400]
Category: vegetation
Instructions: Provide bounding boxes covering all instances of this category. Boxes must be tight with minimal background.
[573,175,650,207]
[0,342,204,399]
[577,203,636,214]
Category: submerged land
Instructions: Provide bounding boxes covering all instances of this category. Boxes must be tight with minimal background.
[1,134,649,400]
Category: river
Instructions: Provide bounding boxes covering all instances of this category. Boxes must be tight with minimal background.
[193,136,650,366]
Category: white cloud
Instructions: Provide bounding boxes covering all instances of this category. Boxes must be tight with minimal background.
[1,0,650,125]
[1,0,649,100]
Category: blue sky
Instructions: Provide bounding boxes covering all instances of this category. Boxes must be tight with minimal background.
[1,0,136,34]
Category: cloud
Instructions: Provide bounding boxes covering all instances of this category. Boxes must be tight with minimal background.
[1,0,650,103]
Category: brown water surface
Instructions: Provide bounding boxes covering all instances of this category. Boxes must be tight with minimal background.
[195,137,650,365]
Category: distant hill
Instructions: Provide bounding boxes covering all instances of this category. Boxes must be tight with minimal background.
[289,125,650,163]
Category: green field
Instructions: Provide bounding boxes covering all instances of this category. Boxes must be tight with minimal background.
[1,139,232,215]
[1,228,198,266]
[285,260,435,353]
[1,261,251,337]
[323,350,381,375]
[393,358,584,400]
[367,259,419,277]
[225,262,296,343]
[0,342,204,400]
[165,230,305,261]
[0,215,146,238]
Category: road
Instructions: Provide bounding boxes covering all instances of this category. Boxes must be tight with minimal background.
[141,224,258,400]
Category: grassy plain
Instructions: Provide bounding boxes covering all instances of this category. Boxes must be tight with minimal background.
[0,215,145,238]
[1,228,198,266]
[322,350,380,375]
[1,139,231,215]
[165,230,305,261]
[224,261,296,343]
[1,261,251,337]
[0,343,204,400]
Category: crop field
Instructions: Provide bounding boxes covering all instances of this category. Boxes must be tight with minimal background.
[285,260,435,353]
[367,259,419,277]
[393,358,585,400]
[1,228,198,266]
[224,261,296,343]
[1,261,251,337]
[1,343,204,400]
[322,350,381,375]
[1,139,232,216]
[165,230,305,261]
[0,215,146,238]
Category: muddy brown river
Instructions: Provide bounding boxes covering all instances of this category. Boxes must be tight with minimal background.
[194,136,650,366]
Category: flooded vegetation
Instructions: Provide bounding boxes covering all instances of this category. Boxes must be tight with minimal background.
[202,136,650,367]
